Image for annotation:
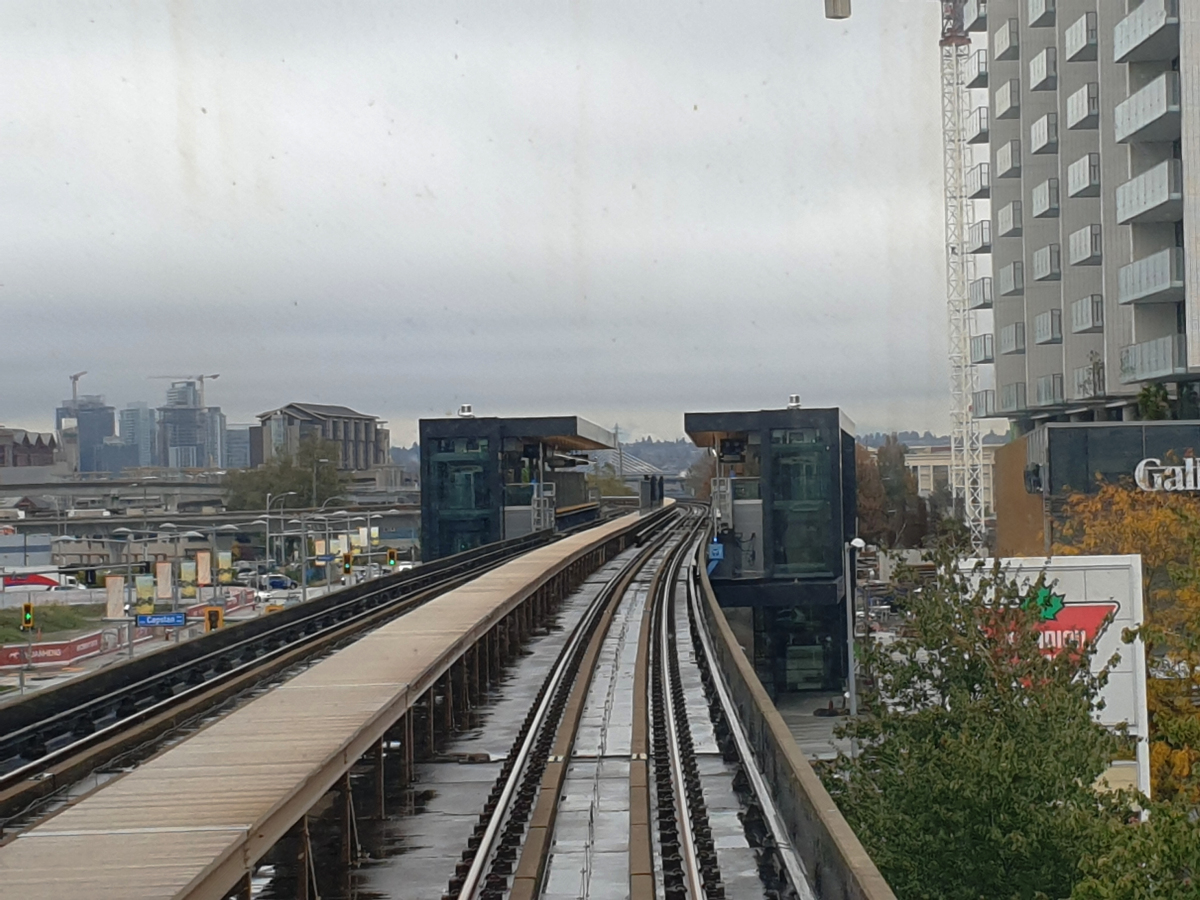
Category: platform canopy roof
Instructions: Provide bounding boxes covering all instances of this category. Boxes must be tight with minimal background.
[684,407,856,449]
[420,415,615,451]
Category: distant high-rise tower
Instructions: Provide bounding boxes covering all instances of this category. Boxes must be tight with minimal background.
[157,381,225,469]
[55,395,115,473]
[119,402,158,468]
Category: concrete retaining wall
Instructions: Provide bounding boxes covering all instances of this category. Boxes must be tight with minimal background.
[697,565,896,900]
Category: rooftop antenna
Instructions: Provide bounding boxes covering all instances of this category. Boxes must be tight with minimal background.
[69,371,87,404]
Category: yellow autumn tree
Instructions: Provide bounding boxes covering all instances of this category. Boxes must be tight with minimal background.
[1055,483,1200,801]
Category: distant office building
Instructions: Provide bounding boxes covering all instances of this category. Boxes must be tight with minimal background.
[55,395,114,473]
[157,381,225,469]
[419,415,613,561]
[224,424,254,470]
[685,406,857,696]
[905,443,999,514]
[256,403,390,470]
[98,436,139,475]
[119,402,157,468]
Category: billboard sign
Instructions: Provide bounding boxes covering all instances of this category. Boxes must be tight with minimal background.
[105,575,125,619]
[980,555,1149,795]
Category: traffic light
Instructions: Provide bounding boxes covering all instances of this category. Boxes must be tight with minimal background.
[342,553,353,574]
[20,602,33,632]
[387,549,397,567]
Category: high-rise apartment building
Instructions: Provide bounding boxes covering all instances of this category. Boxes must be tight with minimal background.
[970,0,1196,428]
[118,402,157,468]
[157,381,225,469]
[55,395,114,473]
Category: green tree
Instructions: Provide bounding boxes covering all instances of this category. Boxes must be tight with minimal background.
[1073,800,1200,899]
[1137,383,1171,420]
[856,443,889,546]
[822,539,1134,899]
[685,452,716,501]
[224,438,347,510]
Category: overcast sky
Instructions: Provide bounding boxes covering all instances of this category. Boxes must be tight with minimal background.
[1,1,953,445]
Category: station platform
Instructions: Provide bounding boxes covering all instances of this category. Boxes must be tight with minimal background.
[0,511,656,900]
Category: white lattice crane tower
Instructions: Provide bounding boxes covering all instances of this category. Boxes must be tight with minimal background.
[826,0,987,551]
[940,0,986,552]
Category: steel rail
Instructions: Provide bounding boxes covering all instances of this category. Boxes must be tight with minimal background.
[685,551,816,900]
[658,535,707,900]
[454,510,684,900]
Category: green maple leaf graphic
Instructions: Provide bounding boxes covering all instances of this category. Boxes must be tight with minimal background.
[1027,587,1065,621]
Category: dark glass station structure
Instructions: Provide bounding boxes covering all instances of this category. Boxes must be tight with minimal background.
[685,406,857,696]
[419,415,614,561]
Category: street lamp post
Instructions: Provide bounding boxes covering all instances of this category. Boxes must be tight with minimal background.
[843,536,866,757]
[265,492,297,571]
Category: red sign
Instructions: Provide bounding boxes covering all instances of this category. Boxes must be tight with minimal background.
[1037,602,1118,654]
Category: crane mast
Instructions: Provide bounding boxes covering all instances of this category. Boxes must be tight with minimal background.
[940,0,986,552]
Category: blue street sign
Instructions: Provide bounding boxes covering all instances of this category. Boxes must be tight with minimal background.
[707,543,724,561]
[137,612,186,628]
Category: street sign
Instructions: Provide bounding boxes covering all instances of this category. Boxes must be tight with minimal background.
[707,543,724,561]
[136,612,186,628]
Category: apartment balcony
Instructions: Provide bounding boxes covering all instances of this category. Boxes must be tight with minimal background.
[1031,113,1058,154]
[1116,158,1183,224]
[969,277,994,310]
[1067,153,1101,198]
[964,0,988,32]
[1000,381,1028,413]
[1030,48,1056,91]
[996,140,1021,178]
[1073,363,1105,400]
[967,220,993,254]
[1036,374,1065,407]
[971,333,995,364]
[1115,72,1181,144]
[1066,83,1100,129]
[995,79,1020,119]
[966,49,989,89]
[1000,321,1026,354]
[1070,294,1104,333]
[1120,333,1187,383]
[1034,308,1062,345]
[1069,225,1102,266]
[1028,0,1055,28]
[967,107,990,144]
[1114,0,1180,64]
[1033,243,1062,281]
[1065,12,1098,61]
[973,390,998,418]
[994,18,1019,61]
[1118,247,1185,304]
[1032,178,1059,218]
[999,261,1025,296]
[966,162,991,199]
[997,201,1022,237]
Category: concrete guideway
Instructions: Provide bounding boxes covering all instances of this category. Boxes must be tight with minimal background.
[0,512,657,900]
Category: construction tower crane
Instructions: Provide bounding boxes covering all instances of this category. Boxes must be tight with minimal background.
[826,0,987,551]
[68,371,87,404]
[150,373,221,408]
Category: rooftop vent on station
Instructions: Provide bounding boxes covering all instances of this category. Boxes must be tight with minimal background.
[457,404,474,418]
[787,394,802,409]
